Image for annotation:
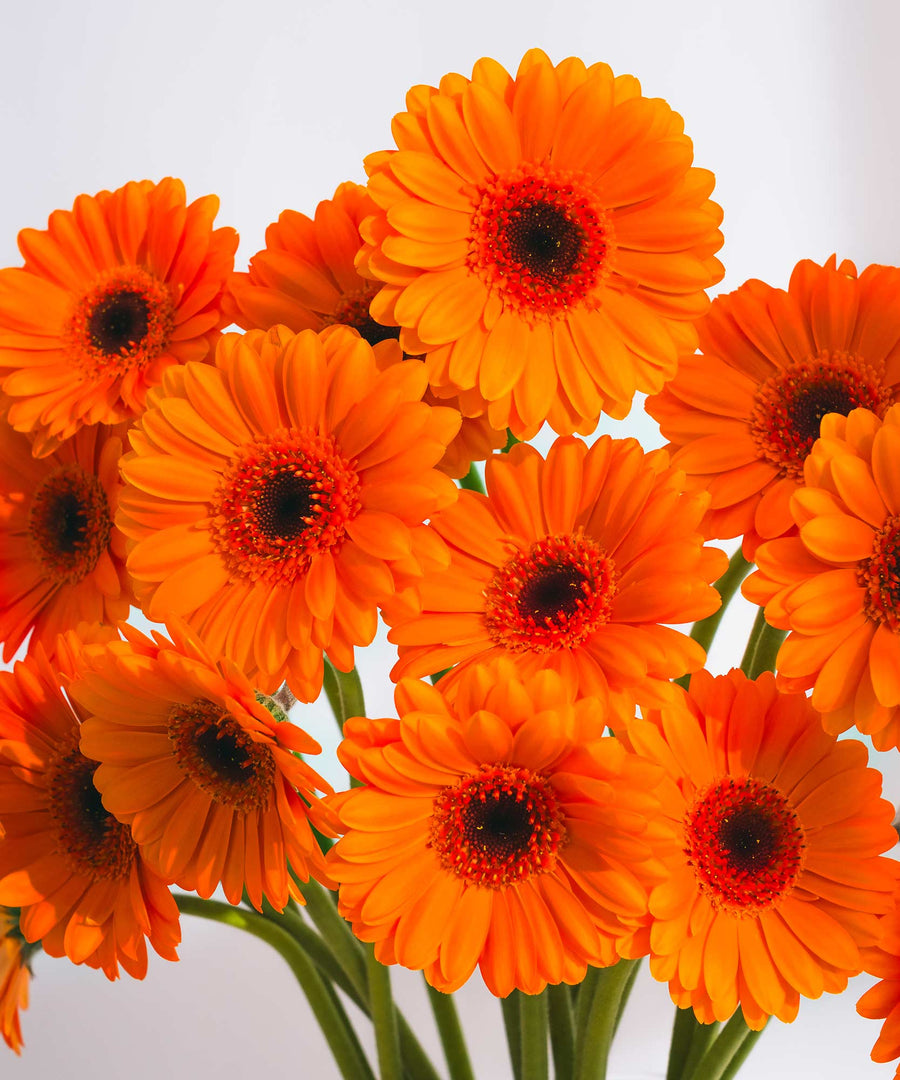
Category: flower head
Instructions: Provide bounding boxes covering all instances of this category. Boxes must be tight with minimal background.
[327,659,666,996]
[646,257,900,557]
[0,178,237,455]
[386,435,726,710]
[69,618,336,912]
[0,641,181,980]
[744,404,900,749]
[116,323,460,700]
[227,182,504,478]
[0,421,131,661]
[359,48,723,437]
[628,669,898,1028]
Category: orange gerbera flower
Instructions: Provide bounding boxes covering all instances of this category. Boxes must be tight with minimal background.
[0,421,131,661]
[0,642,181,980]
[116,323,460,701]
[359,48,723,438]
[227,182,504,478]
[69,619,335,912]
[0,909,32,1054]
[628,669,898,1029]
[858,887,900,1076]
[0,178,237,455]
[386,436,726,709]
[646,257,900,558]
[744,405,900,750]
[327,659,667,996]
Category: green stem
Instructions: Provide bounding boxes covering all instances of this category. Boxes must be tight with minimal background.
[547,984,575,1080]
[274,893,441,1080]
[295,877,368,1001]
[667,1008,696,1080]
[740,609,788,679]
[367,944,403,1080]
[667,1009,719,1080]
[519,991,549,1080]
[611,956,642,1040]
[459,462,486,495]
[680,1016,719,1080]
[572,967,599,1066]
[176,894,375,1080]
[692,548,752,654]
[323,659,366,733]
[676,548,752,690]
[574,960,639,1080]
[685,1013,762,1080]
[426,982,477,1080]
[502,992,523,1080]
[719,1025,764,1080]
[269,903,367,1011]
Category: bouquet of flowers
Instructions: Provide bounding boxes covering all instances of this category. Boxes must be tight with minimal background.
[1,47,899,1079]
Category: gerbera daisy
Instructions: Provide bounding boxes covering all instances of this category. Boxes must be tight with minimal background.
[385,435,726,709]
[646,257,900,558]
[857,886,900,1076]
[0,641,181,980]
[227,182,505,478]
[627,668,898,1029]
[327,658,667,996]
[744,404,900,749]
[69,618,336,912]
[0,420,131,661]
[358,48,724,438]
[0,177,238,455]
[0,909,33,1054]
[116,323,460,701]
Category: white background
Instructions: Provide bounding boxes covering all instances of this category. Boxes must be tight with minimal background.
[2,0,900,1075]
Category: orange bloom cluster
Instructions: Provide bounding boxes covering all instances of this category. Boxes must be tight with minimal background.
[69,619,335,911]
[0,641,181,981]
[1,48,900,1072]
[386,434,726,710]
[360,48,724,438]
[0,421,132,661]
[0,178,237,456]
[328,660,667,995]
[628,669,897,1028]
[117,323,460,701]
[647,257,900,558]
[227,181,505,479]
[745,406,900,749]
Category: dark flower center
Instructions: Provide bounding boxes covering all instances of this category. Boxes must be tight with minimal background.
[28,466,112,584]
[518,563,586,622]
[684,776,805,915]
[88,289,151,355]
[468,165,613,319]
[750,352,891,480]
[716,805,779,872]
[168,698,276,812]
[254,471,314,541]
[485,534,617,653]
[211,429,362,586]
[67,266,175,377]
[47,739,136,880]
[430,764,567,888]
[503,203,584,283]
